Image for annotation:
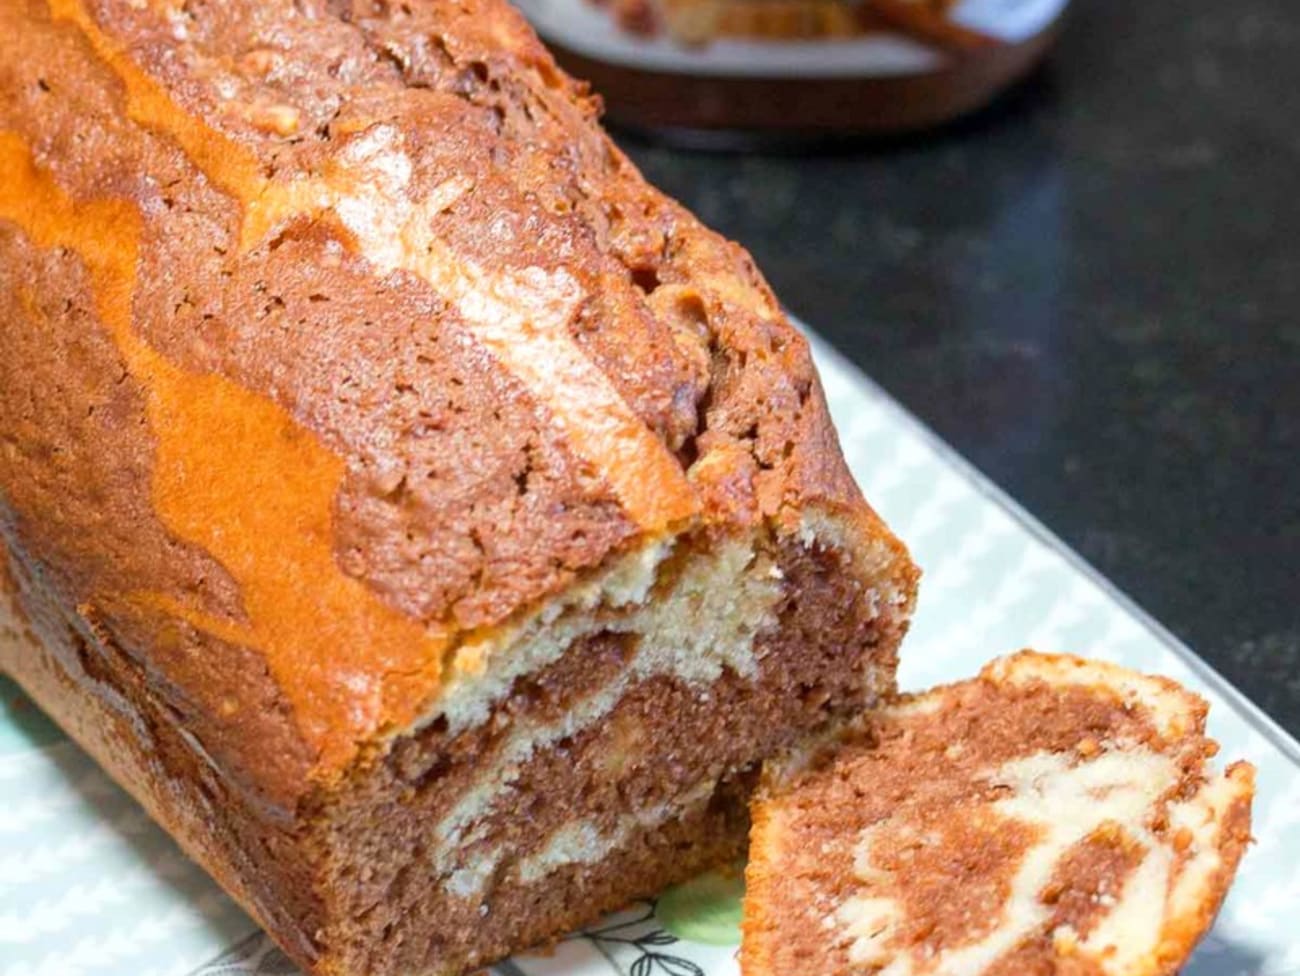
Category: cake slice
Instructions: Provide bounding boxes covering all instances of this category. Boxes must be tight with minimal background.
[743,652,1255,976]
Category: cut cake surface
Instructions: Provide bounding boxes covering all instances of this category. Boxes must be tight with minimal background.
[743,651,1255,976]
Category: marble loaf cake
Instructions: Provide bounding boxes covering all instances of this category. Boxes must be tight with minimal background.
[0,2,918,975]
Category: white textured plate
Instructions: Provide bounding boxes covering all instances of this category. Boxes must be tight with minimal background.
[2,332,1297,976]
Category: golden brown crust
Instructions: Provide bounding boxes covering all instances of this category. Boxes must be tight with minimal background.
[0,0,910,793]
[0,543,329,961]
[742,652,1255,976]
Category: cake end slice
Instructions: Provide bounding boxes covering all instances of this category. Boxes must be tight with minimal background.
[743,651,1256,976]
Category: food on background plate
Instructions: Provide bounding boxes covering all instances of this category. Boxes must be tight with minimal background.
[596,0,974,48]
[743,652,1255,976]
[512,0,1070,137]
[0,1,918,975]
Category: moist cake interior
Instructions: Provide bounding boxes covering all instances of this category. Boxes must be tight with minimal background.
[310,523,909,976]
[743,653,1255,976]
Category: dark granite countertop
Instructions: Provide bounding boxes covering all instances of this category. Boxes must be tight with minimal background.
[616,1,1300,736]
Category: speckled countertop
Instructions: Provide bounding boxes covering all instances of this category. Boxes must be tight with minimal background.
[617,1,1300,734]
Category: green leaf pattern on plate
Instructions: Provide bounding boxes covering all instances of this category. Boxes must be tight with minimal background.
[654,870,745,947]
